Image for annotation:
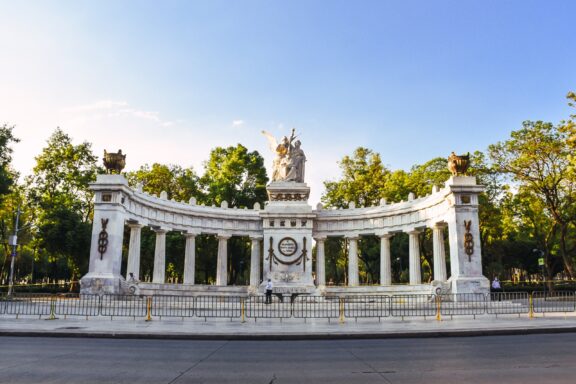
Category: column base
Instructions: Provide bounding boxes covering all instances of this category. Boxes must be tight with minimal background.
[80,273,128,295]
[447,276,490,295]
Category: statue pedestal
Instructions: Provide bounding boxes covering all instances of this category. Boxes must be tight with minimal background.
[266,182,310,203]
[260,182,316,293]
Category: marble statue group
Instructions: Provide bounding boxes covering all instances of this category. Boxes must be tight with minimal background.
[262,128,306,183]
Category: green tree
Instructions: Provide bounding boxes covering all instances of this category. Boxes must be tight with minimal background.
[36,206,90,284]
[0,124,20,200]
[200,144,268,285]
[488,120,576,278]
[126,163,200,202]
[200,144,268,208]
[322,147,391,208]
[26,128,100,282]
[26,128,100,221]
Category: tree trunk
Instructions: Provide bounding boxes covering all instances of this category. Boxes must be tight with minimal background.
[559,224,575,279]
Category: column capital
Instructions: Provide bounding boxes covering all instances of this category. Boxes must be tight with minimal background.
[217,233,232,240]
[249,235,263,241]
[376,231,394,239]
[433,222,448,230]
[127,222,144,229]
[346,235,360,241]
[184,229,201,238]
[313,235,327,242]
[152,226,169,234]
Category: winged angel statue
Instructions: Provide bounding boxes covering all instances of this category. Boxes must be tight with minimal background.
[261,128,306,183]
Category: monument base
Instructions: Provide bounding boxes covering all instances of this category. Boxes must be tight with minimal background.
[80,273,128,295]
[447,276,490,295]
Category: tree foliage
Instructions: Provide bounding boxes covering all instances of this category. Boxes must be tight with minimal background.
[0,124,20,199]
[26,128,100,221]
[488,120,576,278]
[23,128,100,285]
[200,144,268,208]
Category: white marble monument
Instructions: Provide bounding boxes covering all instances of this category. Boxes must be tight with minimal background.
[80,135,489,298]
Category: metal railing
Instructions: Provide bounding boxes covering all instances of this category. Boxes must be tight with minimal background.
[532,291,576,313]
[390,294,437,318]
[1,291,574,321]
[344,295,390,319]
[439,293,486,317]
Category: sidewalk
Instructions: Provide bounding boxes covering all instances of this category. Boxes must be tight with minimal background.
[1,314,576,340]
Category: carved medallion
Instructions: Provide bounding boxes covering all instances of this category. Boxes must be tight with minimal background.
[278,237,298,256]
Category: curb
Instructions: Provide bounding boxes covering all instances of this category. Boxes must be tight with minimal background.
[2,326,576,340]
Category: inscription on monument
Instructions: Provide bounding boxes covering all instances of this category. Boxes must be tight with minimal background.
[278,237,298,256]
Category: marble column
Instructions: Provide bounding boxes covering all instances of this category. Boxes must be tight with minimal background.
[433,223,448,282]
[379,233,393,286]
[152,228,168,284]
[126,223,143,281]
[347,236,360,286]
[216,234,230,286]
[315,236,327,287]
[183,232,197,285]
[408,229,422,285]
[249,236,262,287]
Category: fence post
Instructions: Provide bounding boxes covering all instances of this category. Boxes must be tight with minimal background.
[145,296,152,321]
[435,295,441,322]
[339,297,345,324]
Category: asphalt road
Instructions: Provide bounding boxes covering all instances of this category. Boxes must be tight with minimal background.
[1,334,575,384]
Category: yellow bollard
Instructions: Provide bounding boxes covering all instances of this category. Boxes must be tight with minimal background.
[241,298,245,323]
[145,296,152,321]
[47,296,57,320]
[339,297,345,324]
[435,295,441,322]
[529,294,534,319]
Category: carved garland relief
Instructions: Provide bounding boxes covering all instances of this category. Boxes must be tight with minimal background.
[464,220,474,261]
[267,236,309,271]
[98,218,109,260]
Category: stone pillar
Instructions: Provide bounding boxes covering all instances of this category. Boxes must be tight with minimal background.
[408,230,422,285]
[249,236,262,287]
[216,234,230,286]
[379,233,393,286]
[152,228,168,284]
[80,174,128,295]
[433,223,448,282]
[347,236,360,286]
[126,223,143,281]
[445,176,490,294]
[183,232,197,285]
[315,236,327,287]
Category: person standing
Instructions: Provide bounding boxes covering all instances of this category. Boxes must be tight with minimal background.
[492,277,502,301]
[265,279,273,304]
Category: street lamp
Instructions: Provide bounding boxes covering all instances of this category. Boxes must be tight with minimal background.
[7,206,21,297]
[396,257,402,283]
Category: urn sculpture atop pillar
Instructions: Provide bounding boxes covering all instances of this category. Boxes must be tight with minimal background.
[103,150,126,174]
[447,152,470,176]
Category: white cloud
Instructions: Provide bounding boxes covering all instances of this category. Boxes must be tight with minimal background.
[232,120,245,127]
[62,100,175,127]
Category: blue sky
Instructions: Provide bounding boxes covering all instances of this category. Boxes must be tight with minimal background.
[1,1,575,204]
